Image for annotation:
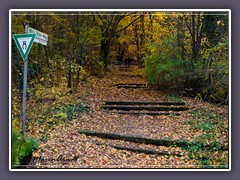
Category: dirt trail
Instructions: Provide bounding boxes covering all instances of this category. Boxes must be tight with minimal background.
[77,66,193,141]
[29,65,228,168]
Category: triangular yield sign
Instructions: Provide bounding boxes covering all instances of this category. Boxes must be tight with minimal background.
[12,33,36,61]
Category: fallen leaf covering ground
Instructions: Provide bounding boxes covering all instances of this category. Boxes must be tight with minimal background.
[24,65,229,169]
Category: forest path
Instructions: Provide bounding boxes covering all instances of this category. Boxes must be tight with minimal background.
[77,65,192,141]
[29,65,228,168]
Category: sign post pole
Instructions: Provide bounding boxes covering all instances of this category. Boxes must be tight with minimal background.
[13,24,47,136]
[21,23,29,136]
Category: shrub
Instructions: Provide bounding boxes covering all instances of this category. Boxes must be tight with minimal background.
[11,128,39,168]
[143,41,186,91]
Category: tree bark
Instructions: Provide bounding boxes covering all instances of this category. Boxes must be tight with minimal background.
[100,38,111,71]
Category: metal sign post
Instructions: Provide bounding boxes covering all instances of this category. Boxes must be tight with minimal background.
[21,24,29,136]
[13,24,48,136]
[13,24,36,136]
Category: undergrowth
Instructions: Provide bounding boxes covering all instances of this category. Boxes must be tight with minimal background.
[12,84,91,143]
[182,108,228,168]
[11,128,39,168]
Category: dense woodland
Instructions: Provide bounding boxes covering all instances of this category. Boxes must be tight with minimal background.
[12,11,229,103]
[11,11,229,169]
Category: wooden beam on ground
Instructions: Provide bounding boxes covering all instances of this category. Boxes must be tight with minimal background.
[116,83,148,85]
[116,84,149,89]
[78,129,183,147]
[104,101,186,106]
[78,129,228,151]
[117,86,149,89]
[91,141,184,157]
[108,111,181,116]
[101,105,189,111]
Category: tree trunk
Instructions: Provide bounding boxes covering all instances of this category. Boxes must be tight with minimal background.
[67,49,76,89]
[75,41,84,92]
[117,43,125,65]
[134,25,141,65]
[192,14,197,63]
[67,57,72,88]
[100,39,111,71]
[190,13,206,64]
[134,15,145,67]
[177,16,185,61]
[148,13,153,41]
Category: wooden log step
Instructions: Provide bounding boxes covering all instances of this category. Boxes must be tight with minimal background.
[104,101,186,106]
[117,86,149,89]
[101,105,189,111]
[116,84,149,89]
[116,83,148,86]
[78,129,228,151]
[108,111,181,116]
[91,141,183,157]
[78,129,183,147]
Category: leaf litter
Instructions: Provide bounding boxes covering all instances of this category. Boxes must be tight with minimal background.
[29,66,229,168]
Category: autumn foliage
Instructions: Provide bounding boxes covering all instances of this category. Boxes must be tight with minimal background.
[11,11,229,169]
